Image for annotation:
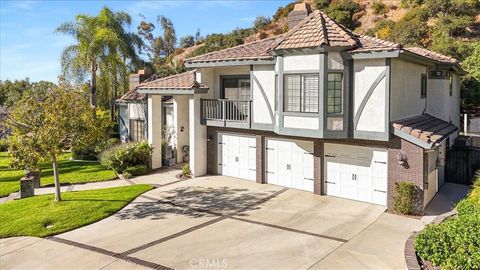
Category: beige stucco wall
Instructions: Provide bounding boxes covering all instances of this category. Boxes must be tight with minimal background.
[147,95,162,169]
[284,54,320,71]
[188,68,215,176]
[252,65,275,125]
[328,52,344,70]
[174,95,189,163]
[283,115,319,130]
[390,59,427,121]
[128,103,146,120]
[354,58,387,133]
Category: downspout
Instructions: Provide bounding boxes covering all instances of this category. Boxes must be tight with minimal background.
[422,67,428,114]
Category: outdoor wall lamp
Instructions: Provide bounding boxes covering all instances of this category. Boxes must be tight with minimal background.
[397,151,408,168]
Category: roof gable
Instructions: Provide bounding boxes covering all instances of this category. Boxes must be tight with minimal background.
[273,10,357,50]
[137,70,207,90]
[185,37,278,64]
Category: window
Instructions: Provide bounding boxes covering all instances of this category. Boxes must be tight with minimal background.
[449,73,453,96]
[130,119,145,142]
[421,74,427,99]
[284,74,319,113]
[222,77,250,101]
[327,73,343,114]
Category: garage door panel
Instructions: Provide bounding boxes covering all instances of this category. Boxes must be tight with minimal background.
[325,161,340,196]
[218,134,255,182]
[325,144,387,206]
[266,138,314,192]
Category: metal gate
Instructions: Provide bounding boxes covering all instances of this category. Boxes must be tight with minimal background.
[446,147,480,185]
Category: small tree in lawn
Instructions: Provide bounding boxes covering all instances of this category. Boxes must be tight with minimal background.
[6,86,104,201]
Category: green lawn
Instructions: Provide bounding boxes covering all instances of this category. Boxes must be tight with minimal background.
[0,185,153,238]
[0,152,117,197]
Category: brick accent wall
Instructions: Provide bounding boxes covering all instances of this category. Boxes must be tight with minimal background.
[256,135,265,184]
[387,137,425,214]
[314,140,323,195]
[206,128,217,175]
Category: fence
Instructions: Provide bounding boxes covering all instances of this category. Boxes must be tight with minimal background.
[446,146,480,185]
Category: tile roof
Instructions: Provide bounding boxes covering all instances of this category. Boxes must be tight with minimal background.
[392,114,458,147]
[185,37,278,64]
[137,70,208,90]
[351,34,402,52]
[184,10,460,67]
[274,10,357,50]
[404,47,459,64]
[117,89,146,103]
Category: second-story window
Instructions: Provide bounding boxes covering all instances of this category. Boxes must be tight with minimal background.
[222,77,250,101]
[327,73,343,115]
[284,74,319,113]
[421,74,427,99]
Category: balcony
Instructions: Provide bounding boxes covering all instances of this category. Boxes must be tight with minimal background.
[201,99,251,128]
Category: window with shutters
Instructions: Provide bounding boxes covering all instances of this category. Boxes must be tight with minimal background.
[283,74,319,113]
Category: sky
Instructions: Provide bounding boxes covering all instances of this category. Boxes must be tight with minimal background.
[0,0,290,83]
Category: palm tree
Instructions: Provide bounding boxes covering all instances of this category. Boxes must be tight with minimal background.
[56,7,142,116]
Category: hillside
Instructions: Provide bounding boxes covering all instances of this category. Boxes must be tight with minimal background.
[177,0,478,64]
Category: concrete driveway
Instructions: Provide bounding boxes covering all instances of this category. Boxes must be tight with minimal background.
[1,175,424,270]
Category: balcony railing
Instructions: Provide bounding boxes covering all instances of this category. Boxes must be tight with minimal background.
[201,99,251,128]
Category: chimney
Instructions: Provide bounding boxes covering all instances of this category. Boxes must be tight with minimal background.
[287,3,312,29]
[129,69,151,91]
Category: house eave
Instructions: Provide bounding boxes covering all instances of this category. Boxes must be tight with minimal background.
[185,59,275,68]
[392,126,458,150]
[341,50,400,59]
[137,88,209,95]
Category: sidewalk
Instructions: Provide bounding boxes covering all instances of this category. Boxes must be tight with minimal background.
[0,167,182,204]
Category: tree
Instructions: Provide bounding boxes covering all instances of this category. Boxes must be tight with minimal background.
[6,86,106,201]
[179,35,195,48]
[195,28,203,45]
[57,7,142,115]
[0,80,57,109]
[137,15,178,73]
[158,15,176,58]
[0,79,32,108]
[253,16,271,32]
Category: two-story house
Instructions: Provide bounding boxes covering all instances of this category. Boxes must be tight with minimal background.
[136,3,464,214]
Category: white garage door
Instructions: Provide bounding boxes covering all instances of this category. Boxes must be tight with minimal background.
[218,134,256,181]
[266,139,314,192]
[324,143,387,205]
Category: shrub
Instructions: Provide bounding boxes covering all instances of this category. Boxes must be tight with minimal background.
[372,1,389,15]
[415,180,480,269]
[0,138,8,152]
[121,171,132,179]
[71,138,120,161]
[315,0,331,9]
[325,0,363,30]
[393,181,415,214]
[182,164,191,177]
[124,165,148,177]
[415,211,480,269]
[99,141,153,175]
